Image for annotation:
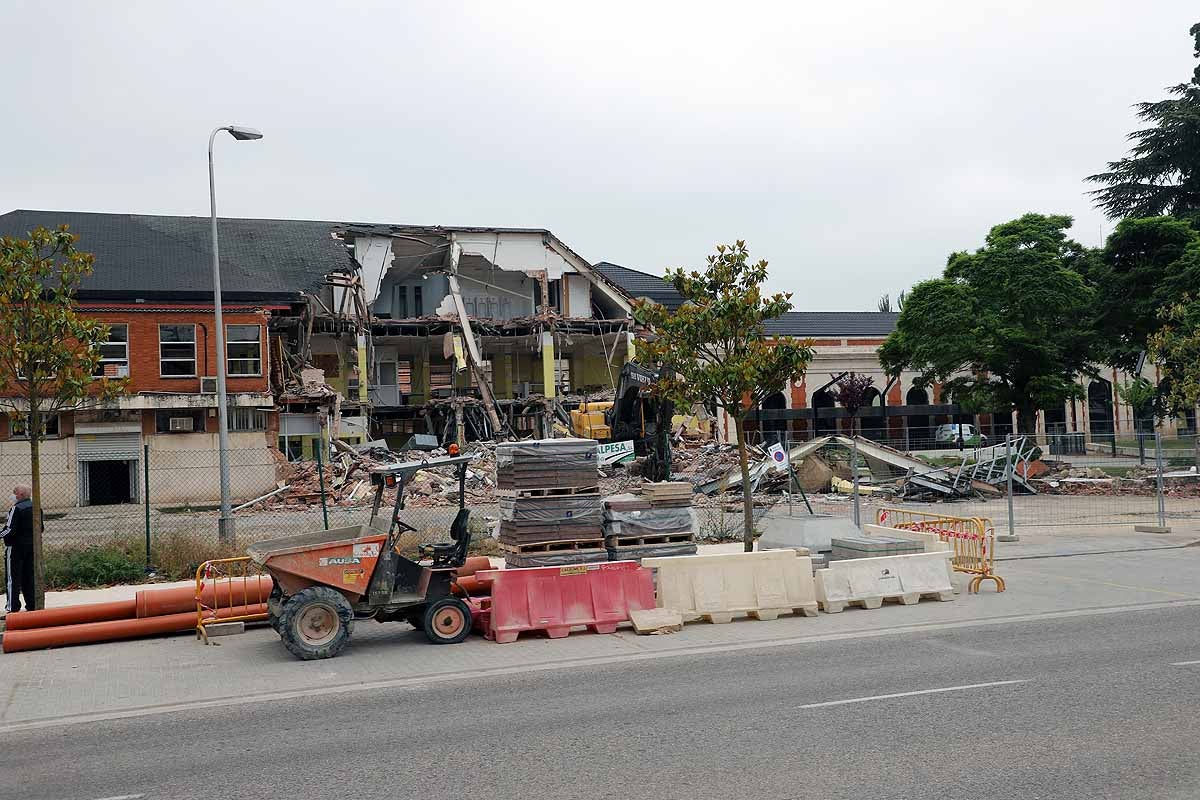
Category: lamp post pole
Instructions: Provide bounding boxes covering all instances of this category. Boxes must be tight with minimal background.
[208,124,263,544]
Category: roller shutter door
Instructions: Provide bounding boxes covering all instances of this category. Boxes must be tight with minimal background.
[76,432,142,461]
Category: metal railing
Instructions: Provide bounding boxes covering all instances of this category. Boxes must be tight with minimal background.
[194,556,272,643]
[876,508,1005,593]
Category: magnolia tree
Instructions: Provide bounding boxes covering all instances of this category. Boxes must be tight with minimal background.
[1149,299,1200,417]
[633,241,813,552]
[0,227,125,608]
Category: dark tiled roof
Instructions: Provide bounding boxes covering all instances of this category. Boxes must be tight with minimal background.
[596,261,898,337]
[763,312,899,338]
[593,261,685,310]
[0,210,353,302]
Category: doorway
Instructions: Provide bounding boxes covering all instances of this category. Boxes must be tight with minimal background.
[761,391,787,446]
[86,460,134,505]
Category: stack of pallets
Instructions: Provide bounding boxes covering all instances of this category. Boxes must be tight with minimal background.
[496,438,606,568]
[603,481,697,561]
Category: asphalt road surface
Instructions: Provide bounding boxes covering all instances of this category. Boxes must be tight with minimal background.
[4,604,1200,800]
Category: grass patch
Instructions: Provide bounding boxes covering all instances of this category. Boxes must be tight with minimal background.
[30,533,242,590]
[44,541,145,589]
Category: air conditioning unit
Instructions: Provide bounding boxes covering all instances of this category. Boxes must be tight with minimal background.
[200,377,217,395]
[168,416,194,432]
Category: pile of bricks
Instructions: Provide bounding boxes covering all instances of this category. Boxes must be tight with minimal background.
[603,481,697,561]
[496,438,607,568]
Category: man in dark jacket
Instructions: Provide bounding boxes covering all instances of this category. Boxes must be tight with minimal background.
[4,485,35,614]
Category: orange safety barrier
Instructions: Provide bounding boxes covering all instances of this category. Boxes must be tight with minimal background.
[876,508,1005,593]
[196,557,273,643]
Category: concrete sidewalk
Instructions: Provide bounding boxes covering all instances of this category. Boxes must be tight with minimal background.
[2,541,1199,730]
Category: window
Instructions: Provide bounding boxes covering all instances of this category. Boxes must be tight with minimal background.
[413,285,423,316]
[229,407,267,432]
[159,324,196,377]
[279,437,304,462]
[93,324,129,377]
[155,409,205,433]
[10,415,59,438]
[226,325,263,376]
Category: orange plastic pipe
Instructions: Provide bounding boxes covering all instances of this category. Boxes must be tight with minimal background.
[456,557,493,579]
[137,576,273,618]
[2,603,268,654]
[451,575,492,597]
[4,600,137,631]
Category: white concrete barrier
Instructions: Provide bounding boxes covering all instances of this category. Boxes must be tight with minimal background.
[863,524,953,557]
[815,551,955,613]
[642,550,819,623]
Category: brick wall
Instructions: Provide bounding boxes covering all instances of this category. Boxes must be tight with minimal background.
[78,307,269,395]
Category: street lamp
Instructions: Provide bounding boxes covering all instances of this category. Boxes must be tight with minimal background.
[208,124,263,545]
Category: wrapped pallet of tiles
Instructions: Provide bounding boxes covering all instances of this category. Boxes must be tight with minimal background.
[496,438,607,567]
[603,482,697,561]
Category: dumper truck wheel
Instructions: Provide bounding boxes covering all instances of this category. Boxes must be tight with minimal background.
[423,597,471,645]
[279,586,354,660]
[267,593,284,634]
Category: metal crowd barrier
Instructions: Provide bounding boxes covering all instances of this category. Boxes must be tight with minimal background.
[195,556,272,643]
[876,508,1006,593]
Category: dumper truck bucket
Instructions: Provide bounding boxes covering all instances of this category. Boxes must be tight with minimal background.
[248,525,388,599]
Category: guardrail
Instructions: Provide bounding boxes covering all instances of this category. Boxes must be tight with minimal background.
[195,557,273,643]
[876,508,1005,593]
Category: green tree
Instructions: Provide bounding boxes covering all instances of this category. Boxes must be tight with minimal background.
[1087,23,1200,219]
[1148,298,1200,415]
[1088,216,1200,371]
[879,214,1097,434]
[1116,377,1157,431]
[0,227,125,609]
[634,242,813,552]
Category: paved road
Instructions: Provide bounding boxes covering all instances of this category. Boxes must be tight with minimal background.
[5,603,1200,800]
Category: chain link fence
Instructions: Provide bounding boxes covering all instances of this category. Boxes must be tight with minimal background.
[760,428,1200,534]
[5,427,1196,586]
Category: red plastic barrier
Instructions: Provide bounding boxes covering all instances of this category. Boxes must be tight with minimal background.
[477,561,654,644]
[2,603,268,653]
[5,600,137,631]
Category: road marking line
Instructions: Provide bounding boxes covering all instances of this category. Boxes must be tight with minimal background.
[91,795,144,800]
[1170,660,1200,666]
[797,680,1029,709]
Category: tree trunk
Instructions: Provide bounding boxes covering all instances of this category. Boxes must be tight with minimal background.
[1016,403,1037,436]
[733,415,755,553]
[29,408,45,610]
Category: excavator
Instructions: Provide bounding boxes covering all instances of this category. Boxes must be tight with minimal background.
[570,362,673,482]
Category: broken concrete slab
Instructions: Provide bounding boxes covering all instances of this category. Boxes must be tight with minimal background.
[630,608,684,635]
[758,513,862,553]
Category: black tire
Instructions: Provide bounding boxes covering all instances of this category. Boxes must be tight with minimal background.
[267,594,284,634]
[278,586,354,660]
[423,597,472,645]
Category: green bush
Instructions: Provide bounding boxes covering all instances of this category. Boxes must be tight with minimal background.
[44,542,145,590]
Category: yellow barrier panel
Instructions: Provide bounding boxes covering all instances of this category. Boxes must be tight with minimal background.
[195,556,272,643]
[876,508,1005,593]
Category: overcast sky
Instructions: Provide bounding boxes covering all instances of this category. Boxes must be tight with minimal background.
[2,1,1197,310]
